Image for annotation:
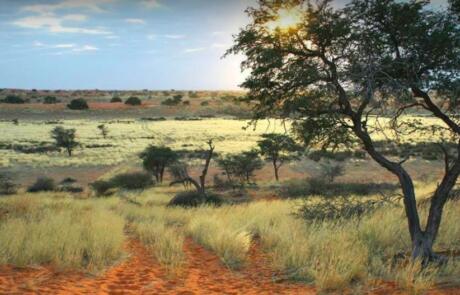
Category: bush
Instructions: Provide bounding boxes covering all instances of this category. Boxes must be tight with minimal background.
[43,96,58,104]
[200,101,209,106]
[125,96,142,106]
[59,185,83,193]
[110,96,123,103]
[168,191,223,207]
[161,95,183,106]
[278,178,399,198]
[297,195,401,221]
[320,161,345,183]
[90,180,115,196]
[182,100,190,106]
[27,177,56,193]
[0,174,17,195]
[67,98,89,110]
[110,172,154,190]
[2,95,26,104]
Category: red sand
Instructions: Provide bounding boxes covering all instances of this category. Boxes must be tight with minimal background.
[0,238,314,294]
[0,238,458,294]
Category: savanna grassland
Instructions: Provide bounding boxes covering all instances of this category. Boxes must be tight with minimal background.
[0,89,459,294]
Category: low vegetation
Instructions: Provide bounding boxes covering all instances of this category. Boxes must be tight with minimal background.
[0,195,124,272]
[67,98,89,110]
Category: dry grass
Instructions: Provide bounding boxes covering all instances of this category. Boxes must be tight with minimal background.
[0,194,124,272]
[0,183,459,293]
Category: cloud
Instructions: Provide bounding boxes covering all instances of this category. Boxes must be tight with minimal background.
[125,18,146,25]
[164,34,185,39]
[54,44,76,48]
[33,41,45,47]
[13,1,112,35]
[21,0,113,15]
[147,34,156,40]
[184,47,206,53]
[72,45,99,52]
[141,0,161,9]
[105,35,120,39]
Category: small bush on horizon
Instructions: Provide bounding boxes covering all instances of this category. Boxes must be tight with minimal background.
[43,96,58,104]
[67,98,89,110]
[125,96,142,106]
[2,95,26,104]
[110,96,123,103]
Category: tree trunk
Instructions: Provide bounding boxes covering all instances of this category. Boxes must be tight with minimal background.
[412,232,436,264]
[273,160,279,181]
[67,147,72,157]
[160,166,165,183]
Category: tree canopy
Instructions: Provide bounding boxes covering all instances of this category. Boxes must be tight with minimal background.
[51,126,79,157]
[140,145,179,183]
[229,0,460,263]
[257,133,301,181]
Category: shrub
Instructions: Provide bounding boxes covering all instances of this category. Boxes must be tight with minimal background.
[27,177,56,193]
[60,177,77,185]
[308,150,353,162]
[125,96,142,106]
[278,178,399,198]
[0,173,17,195]
[200,101,209,106]
[297,195,401,221]
[182,100,190,106]
[67,98,89,110]
[59,185,83,193]
[168,191,223,207]
[161,95,183,106]
[320,161,345,183]
[110,96,123,103]
[43,96,58,104]
[90,180,115,196]
[2,95,26,104]
[110,172,154,190]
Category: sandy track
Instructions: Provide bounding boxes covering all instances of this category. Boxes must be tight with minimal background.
[0,237,457,294]
[0,237,314,294]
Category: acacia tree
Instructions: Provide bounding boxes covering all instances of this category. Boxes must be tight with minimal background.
[228,0,459,263]
[97,124,109,139]
[140,145,178,183]
[51,126,79,157]
[217,149,263,185]
[257,134,301,181]
[170,140,215,195]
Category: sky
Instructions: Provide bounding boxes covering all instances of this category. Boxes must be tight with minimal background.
[0,0,450,90]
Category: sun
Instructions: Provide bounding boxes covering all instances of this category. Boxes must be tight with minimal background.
[267,8,303,32]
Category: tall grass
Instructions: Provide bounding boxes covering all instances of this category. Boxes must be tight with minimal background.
[0,195,125,272]
[187,217,251,269]
[133,221,185,271]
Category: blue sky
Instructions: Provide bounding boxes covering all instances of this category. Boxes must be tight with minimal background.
[0,0,449,90]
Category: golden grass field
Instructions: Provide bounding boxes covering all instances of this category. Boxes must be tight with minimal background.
[0,114,458,294]
[0,184,459,294]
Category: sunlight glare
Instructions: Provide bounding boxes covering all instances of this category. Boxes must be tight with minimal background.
[267,7,303,32]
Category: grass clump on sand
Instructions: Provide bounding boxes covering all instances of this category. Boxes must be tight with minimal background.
[133,221,185,271]
[0,195,125,272]
[187,217,251,269]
